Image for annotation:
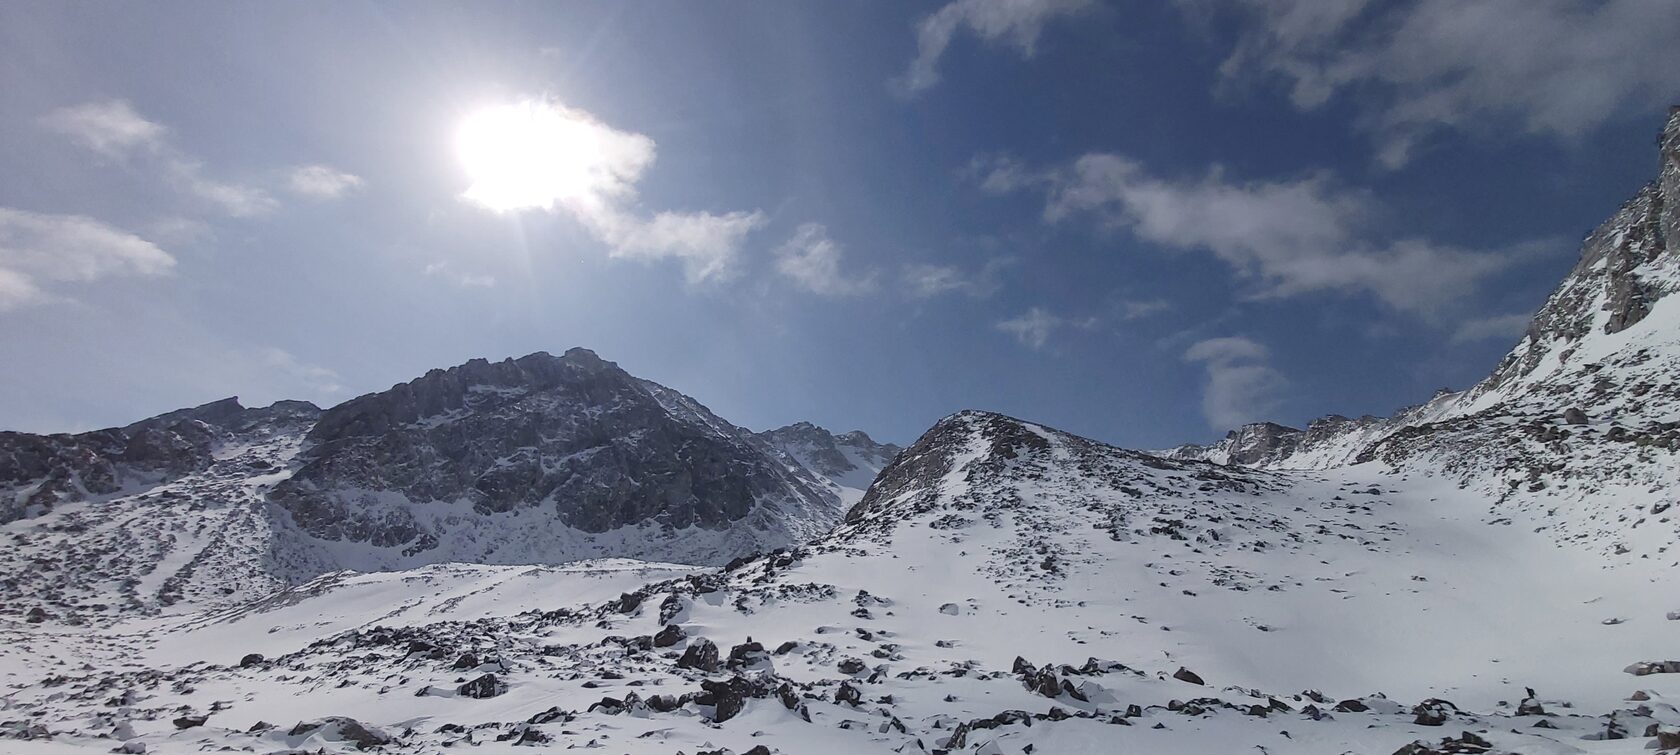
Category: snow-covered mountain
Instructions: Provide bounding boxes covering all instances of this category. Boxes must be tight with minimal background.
[757,421,900,507]
[1164,106,1680,558]
[0,348,892,624]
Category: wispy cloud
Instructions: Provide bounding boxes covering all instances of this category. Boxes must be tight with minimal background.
[981,151,1543,317]
[1193,0,1680,166]
[42,99,279,217]
[893,0,1093,97]
[287,165,365,200]
[457,99,766,283]
[255,347,343,395]
[902,257,1015,299]
[39,100,166,157]
[996,305,1095,350]
[773,223,877,296]
[1183,335,1286,429]
[0,207,175,310]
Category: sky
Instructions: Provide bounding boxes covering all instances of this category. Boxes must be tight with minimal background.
[1,1,1677,449]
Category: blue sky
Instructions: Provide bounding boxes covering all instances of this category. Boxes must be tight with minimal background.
[1,1,1676,448]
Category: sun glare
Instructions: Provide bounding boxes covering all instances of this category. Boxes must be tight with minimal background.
[456,100,629,213]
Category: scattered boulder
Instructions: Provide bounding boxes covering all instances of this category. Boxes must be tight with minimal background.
[1516,687,1545,716]
[1172,667,1204,685]
[835,681,863,706]
[837,657,867,675]
[172,714,208,730]
[939,603,961,615]
[1563,407,1588,425]
[458,673,507,699]
[238,653,264,668]
[451,652,480,670]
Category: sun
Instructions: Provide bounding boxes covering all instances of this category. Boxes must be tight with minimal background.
[456,100,643,213]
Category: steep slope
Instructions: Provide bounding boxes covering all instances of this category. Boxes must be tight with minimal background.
[1164,108,1680,558]
[8,411,1673,754]
[0,348,883,624]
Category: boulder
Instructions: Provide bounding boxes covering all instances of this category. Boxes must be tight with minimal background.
[238,653,264,668]
[287,717,393,749]
[653,624,686,648]
[458,673,507,699]
[1172,667,1204,685]
[677,638,721,672]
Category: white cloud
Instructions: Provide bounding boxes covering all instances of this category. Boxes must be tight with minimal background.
[287,165,365,199]
[456,99,766,283]
[169,162,279,217]
[1199,0,1680,166]
[987,306,1081,349]
[772,223,877,296]
[1451,312,1532,344]
[894,0,1093,96]
[903,257,1015,299]
[42,100,280,217]
[0,208,175,310]
[994,151,1527,316]
[39,100,166,157]
[1183,335,1286,429]
[256,347,344,395]
[599,209,767,284]
[1117,297,1171,320]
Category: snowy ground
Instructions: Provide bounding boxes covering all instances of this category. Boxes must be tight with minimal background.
[3,414,1676,754]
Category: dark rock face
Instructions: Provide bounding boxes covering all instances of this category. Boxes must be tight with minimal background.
[270,349,840,559]
[0,398,320,524]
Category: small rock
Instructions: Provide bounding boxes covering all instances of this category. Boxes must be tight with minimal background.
[1172,667,1204,685]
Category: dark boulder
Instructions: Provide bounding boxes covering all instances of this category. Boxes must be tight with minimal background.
[1172,667,1204,685]
[677,638,720,672]
[458,674,507,699]
[654,624,686,648]
[238,653,264,668]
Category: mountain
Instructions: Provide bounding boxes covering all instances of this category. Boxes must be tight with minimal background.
[6,410,1672,754]
[0,348,893,623]
[756,421,900,507]
[1163,107,1680,558]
